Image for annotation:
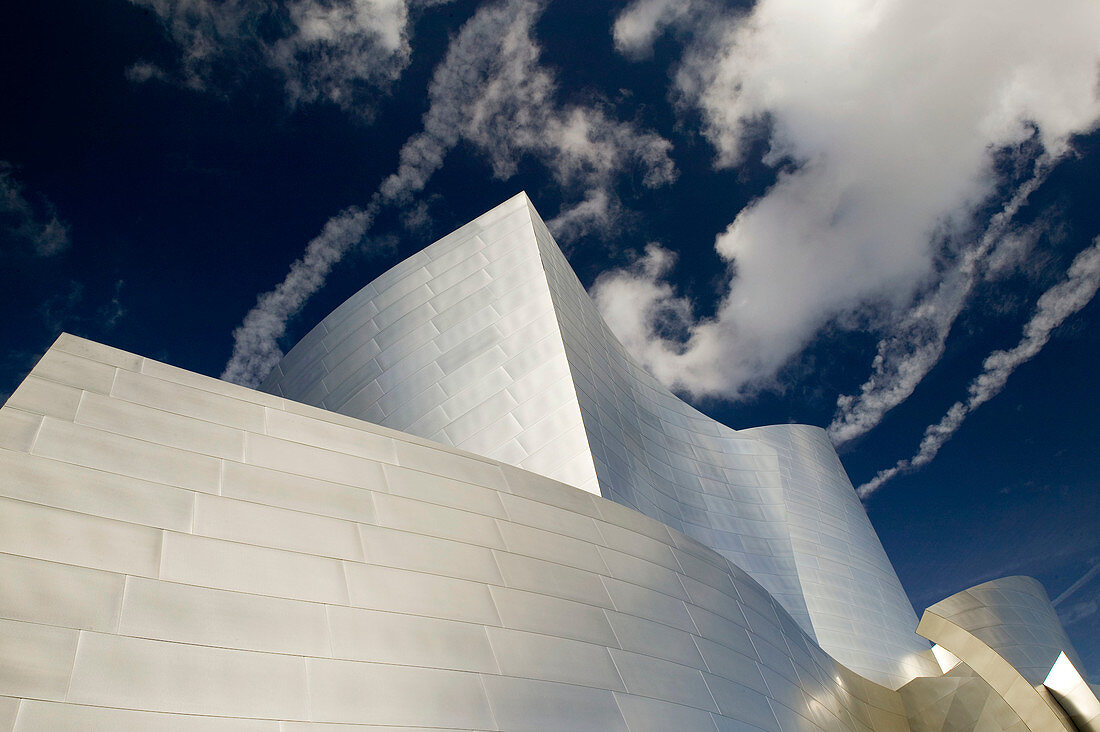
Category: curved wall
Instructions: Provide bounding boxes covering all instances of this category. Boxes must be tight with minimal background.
[262,192,937,688]
[525,204,813,638]
[0,334,916,731]
[915,604,1076,730]
[925,575,1087,686]
[742,425,937,685]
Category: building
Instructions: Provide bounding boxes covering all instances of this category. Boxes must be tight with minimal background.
[0,194,1094,730]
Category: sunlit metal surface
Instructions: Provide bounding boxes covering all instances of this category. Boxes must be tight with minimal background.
[0,334,917,730]
[916,607,1076,731]
[925,575,1086,686]
[916,575,1098,729]
[263,192,937,687]
[930,644,961,674]
[1045,652,1100,731]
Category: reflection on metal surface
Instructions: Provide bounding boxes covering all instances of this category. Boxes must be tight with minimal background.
[898,661,1029,732]
[263,193,936,687]
[1045,652,1100,731]
[930,644,962,675]
[918,575,1099,730]
[0,235,1093,728]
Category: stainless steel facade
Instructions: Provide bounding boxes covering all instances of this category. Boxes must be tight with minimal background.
[0,334,914,730]
[898,663,1031,732]
[263,192,936,688]
[0,195,1093,729]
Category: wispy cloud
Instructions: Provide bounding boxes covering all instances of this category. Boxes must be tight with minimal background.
[36,277,128,338]
[98,279,128,330]
[547,190,619,244]
[1054,561,1100,607]
[128,0,449,114]
[222,0,676,386]
[828,164,1052,445]
[1054,560,1100,628]
[222,204,377,386]
[40,281,85,335]
[611,0,709,60]
[602,0,1100,405]
[858,238,1100,498]
[381,0,675,238]
[1058,598,1098,628]
[0,161,71,256]
[124,61,167,84]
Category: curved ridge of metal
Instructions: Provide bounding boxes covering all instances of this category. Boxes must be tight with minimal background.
[262,192,937,688]
[925,575,1088,686]
[916,609,1075,731]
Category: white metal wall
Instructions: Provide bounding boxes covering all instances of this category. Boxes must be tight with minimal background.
[262,192,937,687]
[0,334,915,730]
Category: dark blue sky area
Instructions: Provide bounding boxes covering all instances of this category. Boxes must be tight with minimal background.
[2,0,1098,676]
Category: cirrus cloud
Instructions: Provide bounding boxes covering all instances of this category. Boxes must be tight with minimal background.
[857,238,1100,497]
[0,161,71,257]
[128,0,450,114]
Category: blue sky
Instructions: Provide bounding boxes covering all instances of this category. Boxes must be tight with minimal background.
[2,0,1098,676]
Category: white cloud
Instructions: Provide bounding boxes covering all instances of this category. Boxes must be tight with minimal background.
[0,161,71,257]
[612,0,675,56]
[547,190,618,243]
[269,0,416,109]
[594,243,694,364]
[223,0,676,386]
[403,0,676,237]
[129,0,446,113]
[858,238,1100,497]
[604,0,1100,405]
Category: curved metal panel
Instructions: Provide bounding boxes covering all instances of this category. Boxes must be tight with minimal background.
[262,193,937,688]
[742,424,934,686]
[916,609,1075,730]
[261,196,602,495]
[0,335,920,730]
[926,576,1086,686]
[525,203,815,639]
[1045,651,1100,732]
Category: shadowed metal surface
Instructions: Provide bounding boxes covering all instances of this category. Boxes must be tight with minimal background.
[898,662,1030,732]
[262,193,937,688]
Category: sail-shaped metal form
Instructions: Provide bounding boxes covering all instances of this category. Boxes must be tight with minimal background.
[262,192,938,687]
